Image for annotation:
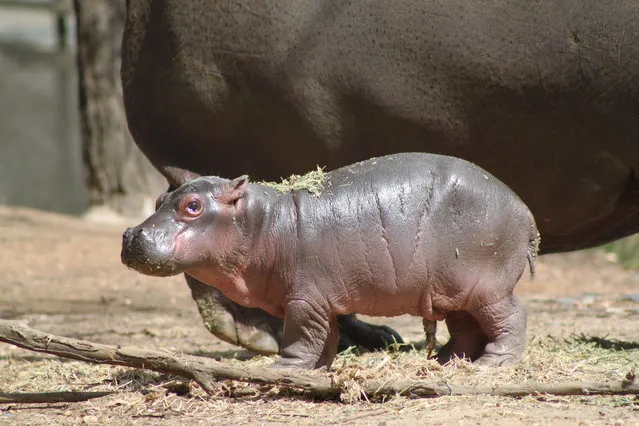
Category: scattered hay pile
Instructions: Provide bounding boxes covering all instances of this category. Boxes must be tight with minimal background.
[1,334,636,405]
[327,334,638,402]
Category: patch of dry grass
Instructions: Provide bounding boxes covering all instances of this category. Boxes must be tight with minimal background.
[327,334,638,402]
[259,167,326,196]
[0,335,636,425]
[602,234,639,270]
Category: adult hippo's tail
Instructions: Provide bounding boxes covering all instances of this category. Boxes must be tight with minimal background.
[527,210,541,278]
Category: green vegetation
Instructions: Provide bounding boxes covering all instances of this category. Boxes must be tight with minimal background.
[602,234,639,270]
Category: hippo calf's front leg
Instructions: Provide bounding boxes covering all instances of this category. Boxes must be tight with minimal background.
[272,299,339,370]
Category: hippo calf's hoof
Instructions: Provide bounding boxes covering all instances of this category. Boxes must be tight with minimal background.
[472,354,520,368]
[270,358,323,371]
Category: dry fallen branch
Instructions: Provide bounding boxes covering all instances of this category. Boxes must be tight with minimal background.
[0,391,114,404]
[0,319,334,397]
[0,319,637,401]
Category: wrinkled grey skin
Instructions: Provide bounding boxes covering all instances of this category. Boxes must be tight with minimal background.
[121,0,639,356]
[122,154,539,369]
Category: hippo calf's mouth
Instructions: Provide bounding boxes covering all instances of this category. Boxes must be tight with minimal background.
[121,253,179,277]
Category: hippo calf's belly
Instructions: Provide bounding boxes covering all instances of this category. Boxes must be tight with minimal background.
[333,217,532,321]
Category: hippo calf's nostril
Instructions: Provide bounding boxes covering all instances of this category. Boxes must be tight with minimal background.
[136,229,152,245]
[123,227,134,244]
[122,227,148,245]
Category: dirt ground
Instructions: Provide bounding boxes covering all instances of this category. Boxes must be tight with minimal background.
[0,205,637,425]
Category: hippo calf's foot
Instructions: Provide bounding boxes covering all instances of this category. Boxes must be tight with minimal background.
[436,296,527,367]
[273,300,340,370]
[436,311,487,363]
[465,295,527,367]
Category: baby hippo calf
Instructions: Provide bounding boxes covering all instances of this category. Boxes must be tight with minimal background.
[122,153,539,369]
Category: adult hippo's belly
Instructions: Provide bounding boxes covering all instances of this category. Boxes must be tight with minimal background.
[121,0,639,354]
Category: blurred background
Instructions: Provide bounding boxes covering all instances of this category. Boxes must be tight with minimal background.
[0,0,636,267]
[0,0,84,214]
[0,0,163,220]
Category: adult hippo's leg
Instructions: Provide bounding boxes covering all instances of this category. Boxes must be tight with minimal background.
[186,275,402,355]
[186,275,282,354]
[337,314,404,352]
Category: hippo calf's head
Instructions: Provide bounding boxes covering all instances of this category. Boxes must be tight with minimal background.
[121,175,249,277]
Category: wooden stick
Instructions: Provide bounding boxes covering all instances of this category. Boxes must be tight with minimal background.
[0,319,636,400]
[0,392,113,404]
[364,377,639,397]
[0,319,335,396]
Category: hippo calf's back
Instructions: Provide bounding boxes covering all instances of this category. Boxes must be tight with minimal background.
[268,153,537,368]
[290,153,537,318]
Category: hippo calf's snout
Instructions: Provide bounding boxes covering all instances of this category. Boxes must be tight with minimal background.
[122,226,140,248]
[121,226,152,262]
[121,225,178,277]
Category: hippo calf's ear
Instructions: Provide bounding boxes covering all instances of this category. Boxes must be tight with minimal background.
[164,166,201,188]
[217,175,250,205]
[154,190,170,211]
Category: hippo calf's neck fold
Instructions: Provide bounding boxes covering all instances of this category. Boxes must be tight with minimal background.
[121,153,539,370]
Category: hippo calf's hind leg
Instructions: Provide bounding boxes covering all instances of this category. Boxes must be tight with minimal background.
[436,311,488,363]
[470,294,527,367]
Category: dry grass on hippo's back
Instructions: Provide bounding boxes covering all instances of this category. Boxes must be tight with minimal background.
[258,166,326,196]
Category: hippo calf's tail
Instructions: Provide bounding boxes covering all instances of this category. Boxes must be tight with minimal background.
[526,210,541,278]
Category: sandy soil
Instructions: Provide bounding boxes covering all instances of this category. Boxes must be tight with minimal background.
[0,206,637,425]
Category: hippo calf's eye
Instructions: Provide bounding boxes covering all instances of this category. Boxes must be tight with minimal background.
[180,198,204,219]
[187,200,202,214]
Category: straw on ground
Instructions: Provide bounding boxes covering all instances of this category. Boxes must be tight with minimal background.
[0,319,637,403]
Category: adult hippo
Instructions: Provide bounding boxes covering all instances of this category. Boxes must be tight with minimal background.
[121,0,639,355]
